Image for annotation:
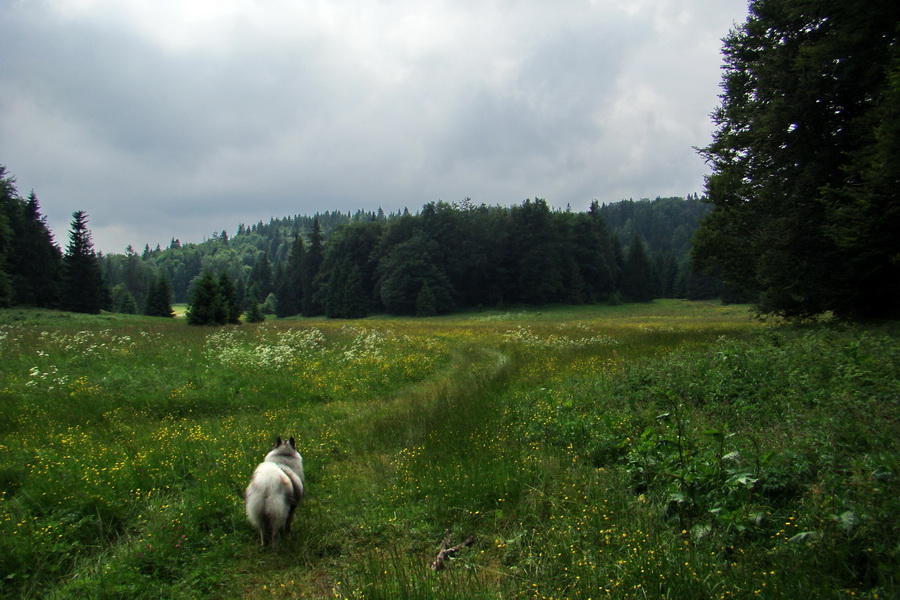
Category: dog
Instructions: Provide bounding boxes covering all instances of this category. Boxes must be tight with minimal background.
[245,436,305,548]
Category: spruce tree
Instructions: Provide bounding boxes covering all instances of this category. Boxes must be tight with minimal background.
[145,274,175,318]
[218,271,242,324]
[10,192,61,307]
[187,271,223,325]
[111,284,139,314]
[301,217,324,316]
[573,206,616,302]
[324,258,368,318]
[0,169,61,307]
[60,211,107,314]
[0,168,14,307]
[0,204,11,308]
[620,235,657,303]
[275,233,304,317]
[249,252,273,302]
[245,301,265,323]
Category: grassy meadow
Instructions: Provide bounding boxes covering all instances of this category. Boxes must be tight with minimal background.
[0,300,897,599]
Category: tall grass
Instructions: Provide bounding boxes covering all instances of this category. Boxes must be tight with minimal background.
[0,301,896,598]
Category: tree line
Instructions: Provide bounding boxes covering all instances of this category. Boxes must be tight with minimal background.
[0,166,718,321]
[0,166,174,317]
[113,197,721,321]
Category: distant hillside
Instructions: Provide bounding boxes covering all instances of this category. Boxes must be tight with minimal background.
[599,194,709,260]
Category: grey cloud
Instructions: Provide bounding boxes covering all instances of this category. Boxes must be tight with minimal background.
[0,0,748,253]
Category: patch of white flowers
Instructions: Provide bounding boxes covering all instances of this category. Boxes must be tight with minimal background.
[205,326,327,370]
[503,325,619,349]
[38,329,136,356]
[340,326,388,362]
[26,365,68,390]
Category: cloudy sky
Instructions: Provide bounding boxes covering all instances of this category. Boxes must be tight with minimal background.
[1,0,749,254]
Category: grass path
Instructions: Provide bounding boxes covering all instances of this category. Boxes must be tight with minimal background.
[228,341,517,598]
[226,305,757,599]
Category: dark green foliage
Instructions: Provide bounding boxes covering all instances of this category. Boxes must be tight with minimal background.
[0,169,15,307]
[144,274,175,318]
[415,280,437,317]
[245,301,265,323]
[377,234,455,316]
[10,192,61,307]
[217,272,242,324]
[599,196,714,299]
[508,199,566,303]
[322,259,368,319]
[572,204,617,302]
[60,211,107,314]
[179,271,243,324]
[514,324,900,595]
[120,246,151,309]
[0,168,61,308]
[620,235,657,302]
[275,234,304,318]
[186,271,231,325]
[301,218,324,316]
[68,196,721,317]
[111,284,138,314]
[248,252,273,303]
[318,221,383,318]
[694,0,900,319]
[0,162,719,315]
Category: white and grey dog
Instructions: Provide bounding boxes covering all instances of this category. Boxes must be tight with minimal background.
[244,436,305,548]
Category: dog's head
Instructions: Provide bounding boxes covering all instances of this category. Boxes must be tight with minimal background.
[271,436,296,450]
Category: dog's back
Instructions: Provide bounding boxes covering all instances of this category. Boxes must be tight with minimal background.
[264,440,305,487]
[245,436,304,548]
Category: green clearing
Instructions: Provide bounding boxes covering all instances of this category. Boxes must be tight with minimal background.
[0,300,897,599]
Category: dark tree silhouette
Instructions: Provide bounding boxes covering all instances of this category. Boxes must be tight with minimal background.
[60,211,107,314]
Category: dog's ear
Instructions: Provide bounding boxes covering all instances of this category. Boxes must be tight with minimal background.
[274,436,283,447]
[288,436,296,449]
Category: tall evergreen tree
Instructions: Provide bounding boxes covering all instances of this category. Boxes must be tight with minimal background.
[60,211,107,314]
[0,167,16,307]
[323,258,369,318]
[111,284,138,314]
[218,271,242,324]
[572,205,616,302]
[508,199,566,304]
[122,245,150,309]
[187,271,225,325]
[415,280,438,317]
[275,233,304,318]
[317,221,383,318]
[249,252,274,302]
[301,217,324,316]
[8,192,61,307]
[145,274,175,318]
[694,0,900,319]
[245,300,265,323]
[620,235,657,303]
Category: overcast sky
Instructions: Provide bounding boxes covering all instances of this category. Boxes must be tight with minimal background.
[1,0,749,254]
